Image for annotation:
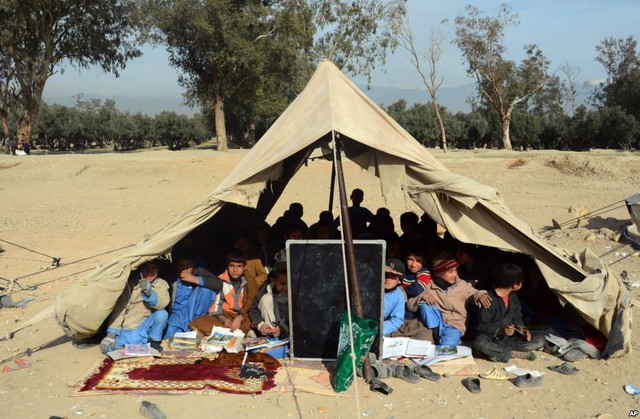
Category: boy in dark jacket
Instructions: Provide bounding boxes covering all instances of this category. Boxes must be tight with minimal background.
[249,263,289,338]
[474,262,545,362]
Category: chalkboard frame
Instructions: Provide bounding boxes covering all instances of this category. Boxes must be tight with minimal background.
[286,239,386,361]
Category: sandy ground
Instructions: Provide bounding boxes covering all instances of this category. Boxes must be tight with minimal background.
[0,147,639,419]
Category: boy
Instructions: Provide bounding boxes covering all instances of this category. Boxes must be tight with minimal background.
[100,262,170,354]
[383,258,406,336]
[164,255,219,339]
[189,251,252,336]
[249,263,289,338]
[474,262,545,362]
[419,252,491,346]
[402,248,431,297]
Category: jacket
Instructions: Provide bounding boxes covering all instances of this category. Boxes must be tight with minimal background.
[476,288,525,338]
[208,270,248,316]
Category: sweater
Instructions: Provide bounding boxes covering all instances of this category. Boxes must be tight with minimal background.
[108,276,170,332]
[383,287,405,336]
[424,276,487,334]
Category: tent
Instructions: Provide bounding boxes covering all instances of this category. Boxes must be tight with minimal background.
[54,61,631,358]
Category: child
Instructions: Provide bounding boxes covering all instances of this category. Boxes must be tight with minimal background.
[249,263,289,338]
[473,262,545,362]
[402,248,431,297]
[189,251,252,336]
[100,262,170,354]
[419,252,491,346]
[163,255,219,339]
[383,258,406,336]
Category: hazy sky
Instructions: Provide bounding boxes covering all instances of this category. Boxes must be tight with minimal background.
[43,0,640,100]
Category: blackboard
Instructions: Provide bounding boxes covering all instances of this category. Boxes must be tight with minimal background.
[287,240,385,360]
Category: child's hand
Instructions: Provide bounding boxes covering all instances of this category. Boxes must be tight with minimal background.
[503,325,515,336]
[522,328,532,341]
[272,326,281,337]
[230,315,243,332]
[180,269,198,284]
[422,292,437,305]
[222,317,233,328]
[260,324,275,335]
[477,294,491,308]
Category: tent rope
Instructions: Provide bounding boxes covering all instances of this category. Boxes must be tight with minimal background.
[0,238,61,267]
[549,200,627,230]
[332,130,362,418]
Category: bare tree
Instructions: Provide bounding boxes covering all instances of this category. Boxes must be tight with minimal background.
[560,61,588,116]
[395,21,448,151]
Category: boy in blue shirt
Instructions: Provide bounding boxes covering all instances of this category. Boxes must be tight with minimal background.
[383,258,406,336]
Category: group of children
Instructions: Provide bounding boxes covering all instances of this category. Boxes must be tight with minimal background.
[383,247,545,362]
[92,189,546,364]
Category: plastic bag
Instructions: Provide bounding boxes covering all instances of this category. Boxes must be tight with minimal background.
[334,312,379,392]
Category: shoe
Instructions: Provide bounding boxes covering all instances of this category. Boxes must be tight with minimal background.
[514,373,543,387]
[99,333,116,355]
[461,377,481,394]
[479,365,510,380]
[548,362,579,375]
[409,364,441,381]
[369,378,393,395]
[390,363,420,384]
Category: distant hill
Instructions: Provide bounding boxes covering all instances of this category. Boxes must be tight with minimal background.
[43,83,476,116]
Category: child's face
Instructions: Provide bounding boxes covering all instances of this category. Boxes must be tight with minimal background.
[176,258,194,273]
[272,274,288,294]
[287,229,304,240]
[384,273,401,290]
[406,254,424,274]
[228,261,246,279]
[141,264,158,281]
[439,267,458,284]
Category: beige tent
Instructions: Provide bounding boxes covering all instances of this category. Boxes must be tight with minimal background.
[54,61,631,358]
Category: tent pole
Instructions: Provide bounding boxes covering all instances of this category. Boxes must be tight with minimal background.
[334,134,373,384]
[328,159,336,213]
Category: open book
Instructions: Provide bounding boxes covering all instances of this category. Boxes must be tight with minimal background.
[123,343,153,357]
[244,337,289,351]
[382,337,435,359]
[200,327,245,354]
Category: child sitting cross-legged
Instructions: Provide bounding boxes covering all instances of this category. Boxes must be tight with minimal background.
[473,262,545,362]
[382,258,406,336]
[249,263,289,339]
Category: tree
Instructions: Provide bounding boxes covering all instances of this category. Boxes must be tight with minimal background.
[147,0,314,151]
[312,0,406,82]
[394,18,449,151]
[0,0,142,145]
[452,4,557,150]
[593,36,640,120]
[560,62,588,116]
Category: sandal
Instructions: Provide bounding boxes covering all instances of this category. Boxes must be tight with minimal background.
[369,378,393,395]
[514,373,543,388]
[479,365,510,380]
[371,362,392,379]
[72,335,101,349]
[461,377,481,394]
[390,363,420,384]
[548,362,579,375]
[409,364,441,381]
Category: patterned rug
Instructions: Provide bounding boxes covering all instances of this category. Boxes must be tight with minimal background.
[73,352,280,396]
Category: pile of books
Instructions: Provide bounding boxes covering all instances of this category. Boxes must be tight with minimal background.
[169,331,198,351]
[244,336,289,352]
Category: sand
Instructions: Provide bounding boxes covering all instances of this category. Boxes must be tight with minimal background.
[0,148,639,418]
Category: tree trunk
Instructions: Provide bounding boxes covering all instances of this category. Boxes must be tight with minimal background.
[214,94,227,151]
[17,114,33,145]
[500,106,514,151]
[432,99,447,152]
[0,108,9,140]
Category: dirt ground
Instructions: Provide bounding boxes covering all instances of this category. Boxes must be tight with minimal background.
[0,147,639,419]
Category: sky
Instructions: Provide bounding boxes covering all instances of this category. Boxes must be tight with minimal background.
[43,0,640,104]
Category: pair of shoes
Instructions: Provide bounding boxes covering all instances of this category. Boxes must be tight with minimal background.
[408,364,441,381]
[461,377,481,394]
[514,373,543,388]
[371,362,392,379]
[99,333,116,355]
[390,363,420,384]
[548,362,579,375]
[479,365,510,380]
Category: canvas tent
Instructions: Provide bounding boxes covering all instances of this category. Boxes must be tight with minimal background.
[54,61,631,358]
